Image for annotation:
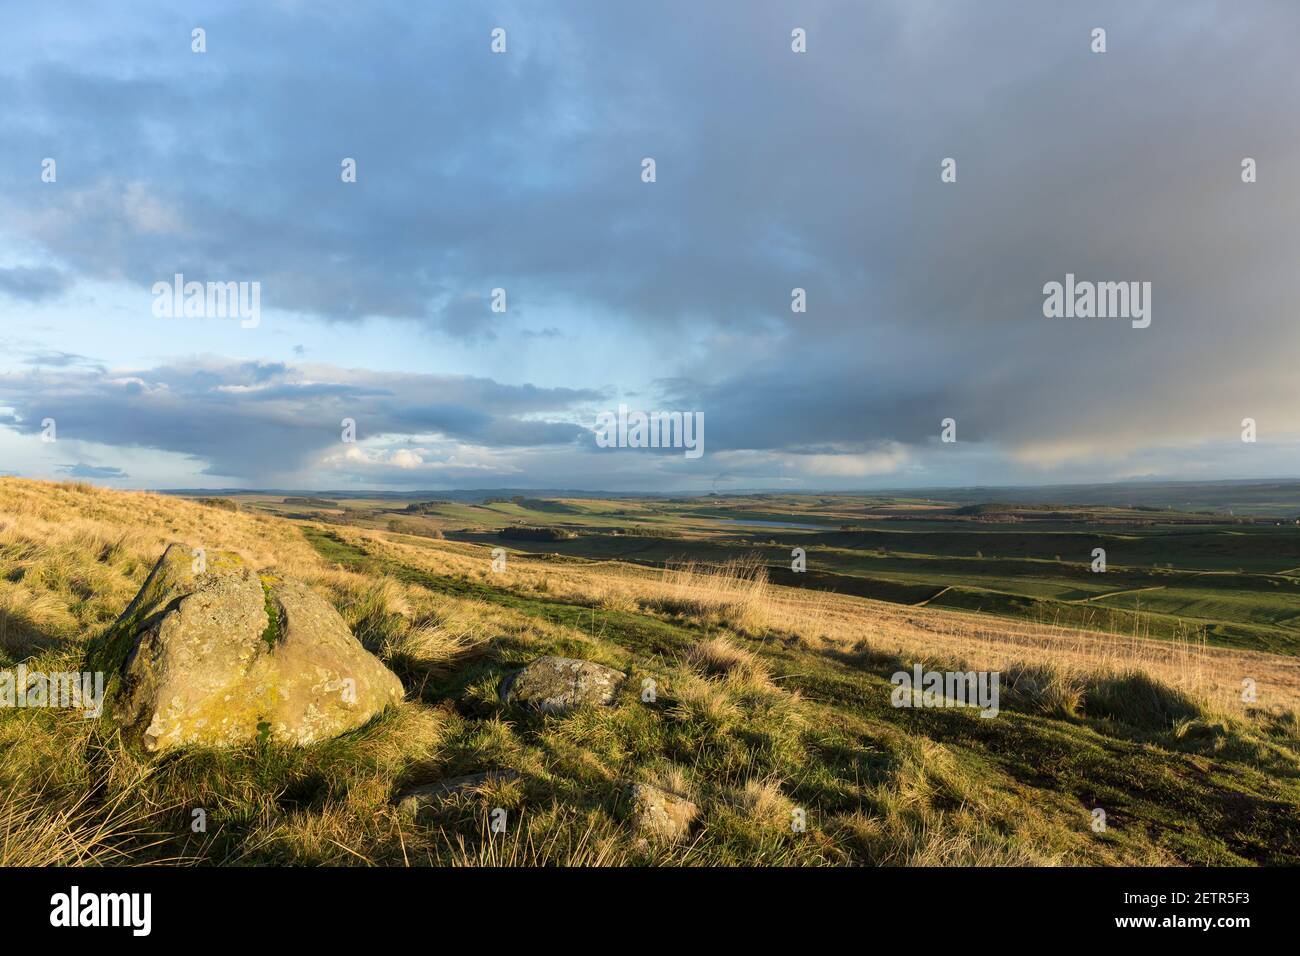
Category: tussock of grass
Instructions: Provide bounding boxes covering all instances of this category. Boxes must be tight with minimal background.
[337,578,410,652]
[641,763,693,801]
[381,619,490,682]
[667,673,743,732]
[1002,663,1084,718]
[435,809,631,867]
[733,777,794,828]
[687,635,766,680]
[836,810,1057,867]
[1080,670,1203,729]
[0,782,173,866]
[645,557,771,633]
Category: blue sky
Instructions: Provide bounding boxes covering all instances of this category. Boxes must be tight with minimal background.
[1,0,1298,491]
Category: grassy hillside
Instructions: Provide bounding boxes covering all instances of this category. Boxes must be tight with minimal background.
[3,478,1299,866]
[251,492,1300,655]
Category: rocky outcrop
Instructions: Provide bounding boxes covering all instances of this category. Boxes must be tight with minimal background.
[499,656,626,713]
[90,544,403,752]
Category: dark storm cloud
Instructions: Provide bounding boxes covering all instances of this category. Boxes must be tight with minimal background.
[0,0,887,336]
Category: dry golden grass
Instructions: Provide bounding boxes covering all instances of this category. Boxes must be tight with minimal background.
[820,600,1299,717]
[829,734,1065,867]
[381,618,491,678]
[0,770,176,866]
[645,557,771,632]
[687,635,764,679]
[836,810,1059,867]
[644,764,694,801]
[0,478,325,656]
[355,519,1300,716]
[732,777,794,828]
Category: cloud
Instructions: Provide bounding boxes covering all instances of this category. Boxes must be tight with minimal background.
[0,266,71,302]
[0,358,600,482]
[0,1,1297,487]
[20,350,103,370]
[58,462,128,479]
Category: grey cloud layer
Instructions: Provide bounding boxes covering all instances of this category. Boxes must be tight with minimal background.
[0,266,72,302]
[0,360,598,481]
[1,0,1298,485]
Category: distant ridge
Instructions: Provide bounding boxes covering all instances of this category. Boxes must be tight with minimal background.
[149,478,1300,516]
[158,487,660,502]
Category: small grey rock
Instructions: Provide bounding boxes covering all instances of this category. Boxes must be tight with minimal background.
[501,656,626,713]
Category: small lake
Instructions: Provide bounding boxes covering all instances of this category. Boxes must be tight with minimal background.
[704,517,833,531]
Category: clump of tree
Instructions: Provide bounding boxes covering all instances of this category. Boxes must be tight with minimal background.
[609,526,683,538]
[198,497,239,512]
[511,496,580,514]
[404,500,450,514]
[387,519,445,539]
[284,496,336,507]
[498,526,578,542]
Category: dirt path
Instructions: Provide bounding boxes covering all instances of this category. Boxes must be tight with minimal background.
[914,585,954,607]
[1071,585,1166,603]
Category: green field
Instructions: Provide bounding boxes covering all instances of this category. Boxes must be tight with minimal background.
[202,490,1300,656]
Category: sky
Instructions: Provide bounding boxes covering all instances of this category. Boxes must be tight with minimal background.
[0,0,1297,492]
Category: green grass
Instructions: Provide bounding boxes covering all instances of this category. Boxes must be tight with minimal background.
[5,508,1300,867]
[283,526,1300,865]
[260,580,280,650]
[308,495,1300,655]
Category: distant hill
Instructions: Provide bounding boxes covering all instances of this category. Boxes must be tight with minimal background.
[892,479,1300,517]
[157,479,1300,516]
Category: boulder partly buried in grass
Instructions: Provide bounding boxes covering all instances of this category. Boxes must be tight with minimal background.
[396,769,523,818]
[628,782,697,843]
[500,656,626,713]
[89,544,404,753]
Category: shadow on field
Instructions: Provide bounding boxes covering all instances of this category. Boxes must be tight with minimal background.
[0,608,66,657]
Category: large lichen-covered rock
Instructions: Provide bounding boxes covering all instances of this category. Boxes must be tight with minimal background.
[88,544,403,752]
[499,656,626,713]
